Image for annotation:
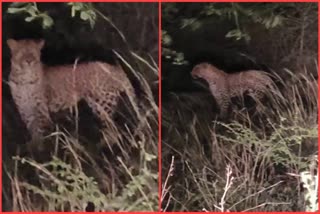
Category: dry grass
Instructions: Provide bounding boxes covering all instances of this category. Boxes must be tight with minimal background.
[3,3,159,211]
[161,3,317,211]
[161,64,318,211]
[3,51,158,212]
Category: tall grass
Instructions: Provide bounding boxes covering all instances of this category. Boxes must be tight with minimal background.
[4,54,159,212]
[161,65,318,211]
[3,3,159,211]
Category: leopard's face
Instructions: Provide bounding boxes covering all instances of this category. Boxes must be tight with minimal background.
[191,63,207,80]
[191,63,220,85]
[7,39,44,74]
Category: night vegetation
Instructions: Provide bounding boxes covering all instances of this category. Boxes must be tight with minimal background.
[2,2,158,211]
[161,3,318,212]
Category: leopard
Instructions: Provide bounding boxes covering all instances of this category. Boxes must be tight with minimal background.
[7,39,136,145]
[191,62,279,117]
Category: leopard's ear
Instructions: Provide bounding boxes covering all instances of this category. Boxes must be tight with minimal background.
[7,39,18,51]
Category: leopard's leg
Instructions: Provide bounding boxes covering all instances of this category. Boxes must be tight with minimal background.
[214,93,231,119]
[16,103,51,152]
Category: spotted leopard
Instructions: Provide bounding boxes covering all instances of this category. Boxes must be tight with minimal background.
[7,39,136,144]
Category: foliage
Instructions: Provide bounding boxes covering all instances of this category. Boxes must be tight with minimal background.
[67,3,96,28]
[13,140,158,211]
[7,2,97,29]
[162,30,188,65]
[201,3,285,41]
[161,66,318,211]
[163,3,293,42]
[215,119,317,169]
[161,3,317,66]
[7,2,54,29]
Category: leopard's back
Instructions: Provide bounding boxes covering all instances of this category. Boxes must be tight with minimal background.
[228,70,274,98]
[45,62,134,114]
[205,68,274,116]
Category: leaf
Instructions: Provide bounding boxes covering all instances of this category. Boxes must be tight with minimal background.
[73,3,84,11]
[89,19,95,29]
[71,7,76,17]
[180,18,197,29]
[226,29,243,40]
[7,7,26,14]
[25,16,36,22]
[162,34,172,46]
[42,15,54,29]
[9,2,29,7]
[80,11,90,20]
[271,15,282,28]
[25,5,37,17]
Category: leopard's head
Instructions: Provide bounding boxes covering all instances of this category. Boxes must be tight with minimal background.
[7,39,45,73]
[191,63,221,80]
[191,63,205,79]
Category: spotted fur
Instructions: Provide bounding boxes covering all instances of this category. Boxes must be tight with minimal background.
[7,39,135,143]
[191,62,276,116]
